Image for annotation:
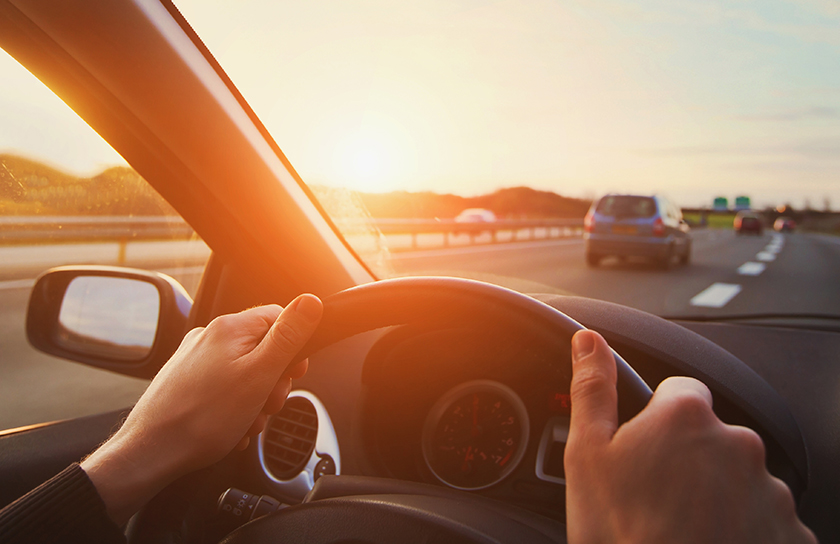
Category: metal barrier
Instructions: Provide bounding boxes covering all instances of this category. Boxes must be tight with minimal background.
[371,218,584,249]
[0,216,585,253]
[0,216,197,266]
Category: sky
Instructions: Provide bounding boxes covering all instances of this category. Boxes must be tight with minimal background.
[2,0,839,209]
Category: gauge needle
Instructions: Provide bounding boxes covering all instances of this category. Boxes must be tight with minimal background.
[499,448,513,467]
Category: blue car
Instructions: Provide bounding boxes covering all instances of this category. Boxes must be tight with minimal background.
[584,194,691,269]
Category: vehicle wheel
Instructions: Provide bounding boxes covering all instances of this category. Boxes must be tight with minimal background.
[679,241,691,265]
[586,252,601,267]
[657,245,673,270]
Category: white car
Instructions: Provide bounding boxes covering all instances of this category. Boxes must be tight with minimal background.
[455,208,497,223]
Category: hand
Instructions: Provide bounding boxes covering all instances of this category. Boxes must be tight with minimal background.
[564,329,815,544]
[81,294,323,525]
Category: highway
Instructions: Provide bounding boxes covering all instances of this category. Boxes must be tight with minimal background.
[391,229,840,318]
[2,229,840,430]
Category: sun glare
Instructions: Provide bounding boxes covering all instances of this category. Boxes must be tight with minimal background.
[334,126,405,193]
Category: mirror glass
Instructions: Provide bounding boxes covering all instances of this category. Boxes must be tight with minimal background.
[57,276,161,361]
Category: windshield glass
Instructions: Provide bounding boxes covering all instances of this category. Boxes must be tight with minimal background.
[174,0,840,319]
[595,196,657,219]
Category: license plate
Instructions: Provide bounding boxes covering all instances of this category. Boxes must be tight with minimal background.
[612,225,637,235]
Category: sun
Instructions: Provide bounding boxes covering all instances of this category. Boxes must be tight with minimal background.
[332,124,406,193]
[350,146,385,187]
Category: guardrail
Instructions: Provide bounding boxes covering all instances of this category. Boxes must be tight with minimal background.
[0,216,196,243]
[0,216,585,252]
[370,218,584,249]
[0,216,197,265]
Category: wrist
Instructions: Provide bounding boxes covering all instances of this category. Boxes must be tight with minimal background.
[81,429,184,525]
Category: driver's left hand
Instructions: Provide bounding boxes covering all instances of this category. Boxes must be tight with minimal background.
[81,295,323,525]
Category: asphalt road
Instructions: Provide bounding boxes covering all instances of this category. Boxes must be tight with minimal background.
[391,229,840,318]
[2,230,839,430]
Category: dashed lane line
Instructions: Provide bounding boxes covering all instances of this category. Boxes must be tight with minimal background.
[690,283,743,308]
[737,262,766,276]
[689,233,783,309]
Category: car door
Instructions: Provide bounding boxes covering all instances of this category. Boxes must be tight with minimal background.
[0,47,213,507]
[0,0,372,511]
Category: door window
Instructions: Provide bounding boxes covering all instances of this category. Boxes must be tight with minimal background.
[0,49,210,431]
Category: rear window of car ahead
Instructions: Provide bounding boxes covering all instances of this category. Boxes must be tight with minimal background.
[595,196,657,219]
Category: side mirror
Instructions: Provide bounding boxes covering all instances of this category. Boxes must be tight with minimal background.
[27,266,193,379]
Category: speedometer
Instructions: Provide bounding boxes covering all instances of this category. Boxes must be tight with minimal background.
[422,380,530,490]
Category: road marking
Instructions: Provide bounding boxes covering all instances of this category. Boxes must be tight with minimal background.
[690,283,742,308]
[756,251,776,262]
[766,234,784,251]
[0,279,36,291]
[737,262,766,276]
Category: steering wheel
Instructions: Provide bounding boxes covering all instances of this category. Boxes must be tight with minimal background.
[129,277,653,544]
[220,277,653,544]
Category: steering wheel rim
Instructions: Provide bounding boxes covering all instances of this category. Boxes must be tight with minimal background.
[296,276,652,419]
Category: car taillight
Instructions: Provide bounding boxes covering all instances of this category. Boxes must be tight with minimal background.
[584,211,595,233]
[652,217,665,236]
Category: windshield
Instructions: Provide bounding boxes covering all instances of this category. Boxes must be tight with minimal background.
[174,0,840,319]
[595,196,657,219]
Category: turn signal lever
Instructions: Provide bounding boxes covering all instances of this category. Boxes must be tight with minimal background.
[217,488,284,530]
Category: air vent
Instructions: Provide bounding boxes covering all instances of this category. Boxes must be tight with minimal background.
[262,396,318,480]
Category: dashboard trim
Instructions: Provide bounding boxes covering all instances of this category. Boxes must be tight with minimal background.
[257,390,341,501]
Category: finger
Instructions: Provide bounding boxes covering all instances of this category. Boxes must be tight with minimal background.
[283,358,309,380]
[569,330,618,444]
[235,436,250,451]
[263,377,293,414]
[233,304,284,345]
[246,413,268,437]
[251,295,323,375]
[649,376,713,410]
[240,303,284,328]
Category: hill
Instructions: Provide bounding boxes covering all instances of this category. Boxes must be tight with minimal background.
[0,154,177,216]
[1,153,590,220]
[357,187,591,219]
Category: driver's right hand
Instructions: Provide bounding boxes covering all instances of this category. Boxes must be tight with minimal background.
[564,329,816,544]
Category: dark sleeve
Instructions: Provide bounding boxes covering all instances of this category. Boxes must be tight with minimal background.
[0,463,126,544]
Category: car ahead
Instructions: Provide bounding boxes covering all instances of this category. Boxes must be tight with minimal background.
[455,208,497,223]
[1,2,838,544]
[583,194,691,269]
[774,217,797,233]
[734,211,764,236]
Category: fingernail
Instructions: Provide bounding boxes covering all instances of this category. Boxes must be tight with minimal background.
[291,294,323,322]
[572,331,596,361]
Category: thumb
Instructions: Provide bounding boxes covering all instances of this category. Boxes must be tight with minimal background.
[569,330,618,444]
[251,294,323,373]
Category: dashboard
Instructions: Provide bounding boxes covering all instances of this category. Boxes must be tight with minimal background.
[94,292,840,543]
[247,293,829,534]
[359,324,574,519]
